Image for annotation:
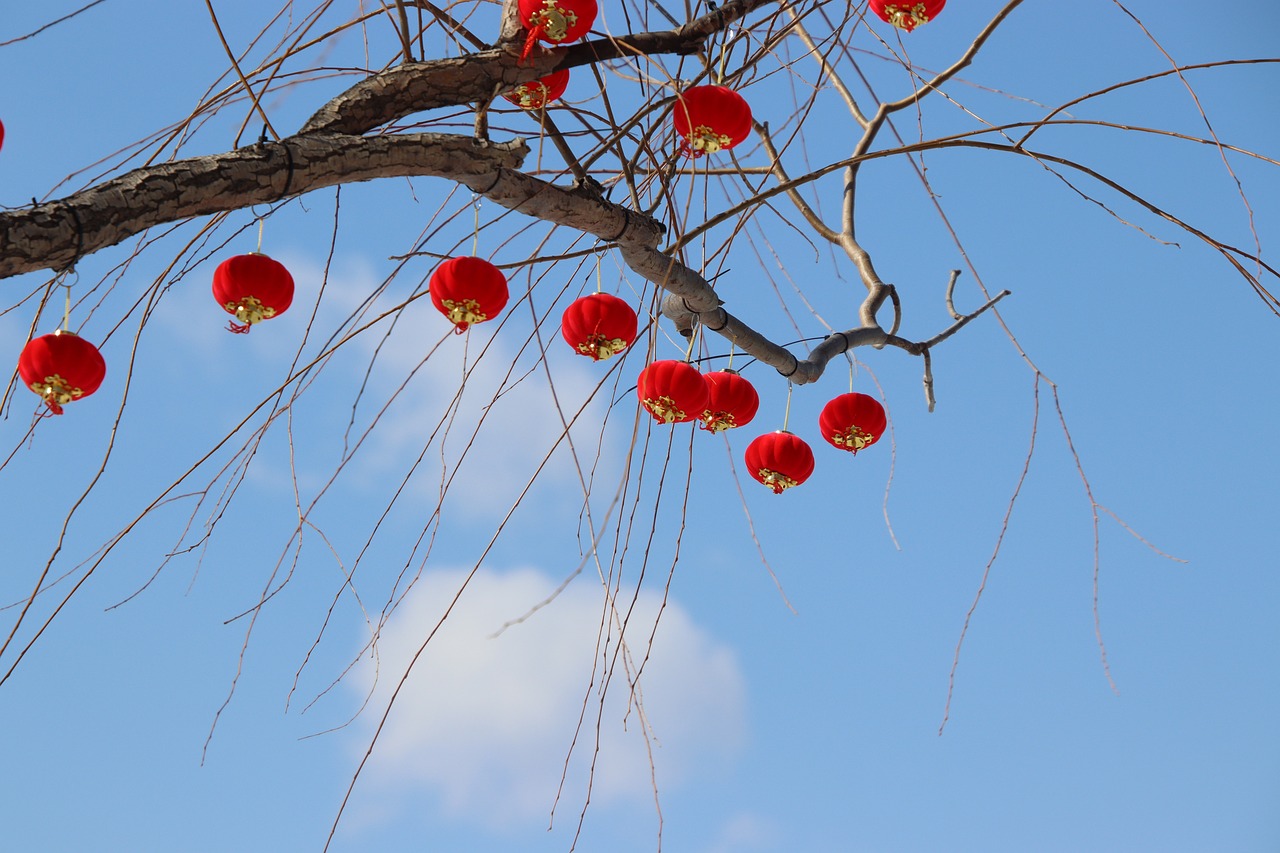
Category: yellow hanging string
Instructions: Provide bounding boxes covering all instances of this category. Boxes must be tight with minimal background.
[684,321,700,363]
[256,217,264,254]
[716,32,729,85]
[471,195,481,256]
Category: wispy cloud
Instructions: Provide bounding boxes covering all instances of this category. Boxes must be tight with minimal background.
[145,250,631,515]
[319,269,635,518]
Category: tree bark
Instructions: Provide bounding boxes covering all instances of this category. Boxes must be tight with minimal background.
[0,134,527,279]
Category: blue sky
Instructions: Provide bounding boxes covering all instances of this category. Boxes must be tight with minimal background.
[1,2,1278,851]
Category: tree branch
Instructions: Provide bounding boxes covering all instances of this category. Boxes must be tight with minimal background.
[755,121,840,244]
[0,134,528,279]
[301,0,778,135]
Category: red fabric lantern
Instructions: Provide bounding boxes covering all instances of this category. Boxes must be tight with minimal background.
[637,360,709,424]
[429,256,510,333]
[868,0,946,31]
[672,86,753,157]
[0,119,5,152]
[504,69,570,110]
[700,370,759,432]
[18,330,107,415]
[561,293,638,361]
[518,0,596,60]
[744,431,815,494]
[212,253,295,334]
[819,392,887,453]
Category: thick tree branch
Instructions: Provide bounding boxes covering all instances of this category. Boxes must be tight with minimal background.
[301,0,778,136]
[0,134,528,279]
[799,287,1011,385]
[454,166,664,247]
[299,49,540,135]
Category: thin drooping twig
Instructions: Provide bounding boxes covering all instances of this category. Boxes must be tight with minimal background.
[202,0,279,141]
[0,0,109,47]
[392,0,417,62]
[1110,1,1263,279]
[413,0,489,51]
[1051,383,1118,694]
[940,373,1041,734]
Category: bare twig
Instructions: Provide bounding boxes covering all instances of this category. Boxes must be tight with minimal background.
[944,269,962,319]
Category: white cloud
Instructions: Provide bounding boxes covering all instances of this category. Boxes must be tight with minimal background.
[349,565,746,826]
[703,812,782,853]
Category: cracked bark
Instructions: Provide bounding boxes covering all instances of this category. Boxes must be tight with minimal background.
[0,134,527,280]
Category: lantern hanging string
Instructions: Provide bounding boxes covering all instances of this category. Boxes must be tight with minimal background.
[471,194,481,256]
[255,217,265,254]
[538,102,548,170]
[716,25,732,85]
[51,264,80,333]
[683,319,700,364]
[61,279,71,333]
[706,0,728,85]
[782,381,793,432]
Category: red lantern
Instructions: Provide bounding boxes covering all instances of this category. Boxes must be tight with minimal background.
[700,370,759,432]
[868,0,946,32]
[819,392,887,453]
[518,0,597,60]
[637,360,709,425]
[561,293,638,361]
[0,119,5,152]
[744,431,815,494]
[212,253,295,334]
[18,330,107,415]
[429,256,510,333]
[672,86,753,157]
[504,69,570,110]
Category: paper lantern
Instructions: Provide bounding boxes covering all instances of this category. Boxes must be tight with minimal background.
[18,330,107,415]
[700,370,759,432]
[519,0,596,59]
[0,119,5,152]
[672,86,753,157]
[819,392,886,453]
[504,69,570,110]
[868,0,946,31]
[744,431,815,494]
[561,292,638,361]
[637,360,709,424]
[429,256,510,333]
[212,253,295,333]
